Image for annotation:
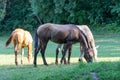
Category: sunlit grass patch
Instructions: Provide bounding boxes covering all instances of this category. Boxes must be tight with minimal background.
[98,57,120,62]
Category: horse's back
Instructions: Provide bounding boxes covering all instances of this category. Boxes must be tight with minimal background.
[37,23,80,43]
[13,28,24,32]
[77,25,94,41]
[11,28,24,43]
[38,23,77,31]
[11,28,33,46]
[38,23,79,35]
[24,31,33,44]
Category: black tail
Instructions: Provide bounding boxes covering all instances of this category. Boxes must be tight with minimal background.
[34,30,38,49]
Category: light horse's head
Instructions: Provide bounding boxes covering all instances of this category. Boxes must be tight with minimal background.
[84,45,99,62]
[77,25,98,62]
[79,29,95,63]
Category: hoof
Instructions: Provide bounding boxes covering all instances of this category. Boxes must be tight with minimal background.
[60,60,63,64]
[21,61,23,64]
[55,62,58,65]
[64,60,67,64]
[55,61,58,65]
[67,61,70,64]
[15,62,18,66]
[34,65,37,67]
[44,63,48,66]
[64,61,67,64]
[78,59,83,62]
[34,62,37,67]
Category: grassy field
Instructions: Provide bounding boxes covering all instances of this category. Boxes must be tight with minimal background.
[0,33,120,80]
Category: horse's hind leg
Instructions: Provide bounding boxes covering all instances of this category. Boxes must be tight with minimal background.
[14,49,18,65]
[28,44,32,63]
[40,42,48,66]
[14,42,21,65]
[21,47,24,64]
[60,42,71,64]
[67,44,72,64]
[79,44,84,62]
[13,41,18,65]
[55,44,62,65]
[62,48,66,64]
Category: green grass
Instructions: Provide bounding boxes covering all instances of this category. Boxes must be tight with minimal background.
[0,62,120,80]
[0,34,120,80]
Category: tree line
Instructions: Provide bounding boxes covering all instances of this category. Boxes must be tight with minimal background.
[0,0,120,32]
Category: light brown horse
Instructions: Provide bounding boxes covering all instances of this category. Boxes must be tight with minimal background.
[56,25,98,64]
[34,23,94,67]
[77,25,98,61]
[6,28,33,65]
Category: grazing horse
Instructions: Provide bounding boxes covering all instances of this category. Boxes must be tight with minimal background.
[6,28,33,65]
[55,25,98,64]
[77,25,98,61]
[34,23,94,67]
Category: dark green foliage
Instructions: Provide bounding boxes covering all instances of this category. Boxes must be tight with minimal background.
[30,0,120,25]
[0,0,120,32]
[88,0,119,24]
[0,0,7,21]
[30,0,90,24]
[0,0,37,32]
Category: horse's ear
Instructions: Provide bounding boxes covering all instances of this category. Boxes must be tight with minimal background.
[96,45,99,49]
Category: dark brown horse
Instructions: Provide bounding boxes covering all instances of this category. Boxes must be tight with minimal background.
[55,25,98,64]
[34,23,94,66]
[6,28,33,65]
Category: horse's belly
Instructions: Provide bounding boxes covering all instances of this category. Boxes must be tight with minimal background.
[22,42,29,47]
[50,34,67,43]
[22,43,27,47]
[50,39,66,44]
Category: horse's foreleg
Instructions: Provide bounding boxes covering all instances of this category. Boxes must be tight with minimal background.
[62,48,66,64]
[68,44,72,64]
[60,43,70,64]
[40,41,48,66]
[41,50,48,66]
[79,45,84,62]
[94,51,98,62]
[21,47,24,64]
[28,44,32,63]
[14,50,18,65]
[14,42,18,65]
[14,43,21,65]
[55,44,62,65]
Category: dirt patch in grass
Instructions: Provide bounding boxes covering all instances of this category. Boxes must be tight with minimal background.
[90,72,99,80]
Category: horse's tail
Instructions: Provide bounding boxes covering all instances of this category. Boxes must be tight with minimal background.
[34,30,38,49]
[6,35,12,47]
